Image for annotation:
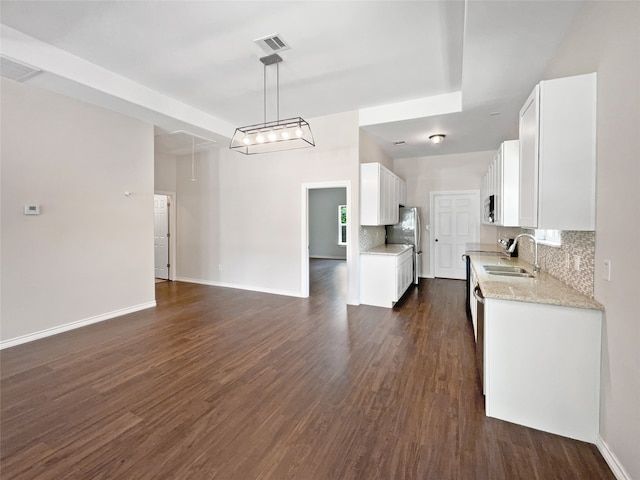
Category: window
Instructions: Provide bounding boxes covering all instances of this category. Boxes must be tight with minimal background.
[338,205,347,245]
[535,229,561,247]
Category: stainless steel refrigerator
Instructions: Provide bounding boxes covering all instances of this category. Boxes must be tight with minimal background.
[386,207,422,284]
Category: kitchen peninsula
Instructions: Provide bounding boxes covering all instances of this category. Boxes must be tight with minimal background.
[469,253,603,443]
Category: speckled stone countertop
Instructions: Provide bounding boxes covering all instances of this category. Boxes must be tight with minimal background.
[469,253,604,311]
[361,244,413,256]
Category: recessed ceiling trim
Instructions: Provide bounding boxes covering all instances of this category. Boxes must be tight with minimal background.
[168,130,217,146]
[0,55,42,82]
[359,92,462,127]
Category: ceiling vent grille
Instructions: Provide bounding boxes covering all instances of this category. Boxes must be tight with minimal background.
[0,56,42,82]
[254,34,291,55]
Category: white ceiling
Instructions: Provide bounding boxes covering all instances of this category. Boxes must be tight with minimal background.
[0,1,585,158]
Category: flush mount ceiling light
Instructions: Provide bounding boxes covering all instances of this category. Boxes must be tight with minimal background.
[429,134,446,144]
[230,53,314,155]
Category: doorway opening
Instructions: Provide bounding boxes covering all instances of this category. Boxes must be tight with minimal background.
[154,192,176,281]
[301,181,354,304]
[308,187,347,301]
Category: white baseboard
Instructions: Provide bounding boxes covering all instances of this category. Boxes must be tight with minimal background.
[0,301,157,350]
[597,435,632,480]
[175,277,304,298]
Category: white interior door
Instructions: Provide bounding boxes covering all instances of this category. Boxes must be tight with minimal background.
[433,192,479,279]
[154,194,169,280]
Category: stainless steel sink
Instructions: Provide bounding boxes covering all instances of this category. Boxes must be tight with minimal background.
[483,264,534,278]
[488,271,535,278]
[483,265,528,274]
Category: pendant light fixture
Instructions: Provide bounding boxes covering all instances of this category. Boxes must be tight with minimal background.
[230,54,314,155]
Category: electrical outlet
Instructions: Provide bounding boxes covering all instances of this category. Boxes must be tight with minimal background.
[603,259,611,281]
[574,255,581,271]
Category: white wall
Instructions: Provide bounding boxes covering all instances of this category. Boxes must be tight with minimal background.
[154,152,177,193]
[309,188,347,259]
[174,150,221,282]
[393,150,495,276]
[359,129,393,169]
[175,110,360,303]
[1,78,155,345]
[541,3,640,478]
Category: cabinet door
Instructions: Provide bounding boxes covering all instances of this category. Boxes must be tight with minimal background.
[494,150,503,225]
[388,171,397,223]
[395,252,413,301]
[518,86,540,228]
[360,163,382,225]
[381,167,391,224]
[501,140,520,227]
[537,74,596,230]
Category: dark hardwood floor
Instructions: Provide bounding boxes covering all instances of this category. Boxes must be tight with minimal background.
[1,259,614,479]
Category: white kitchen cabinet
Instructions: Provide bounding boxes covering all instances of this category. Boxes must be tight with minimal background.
[360,163,406,225]
[484,298,602,443]
[518,73,597,230]
[481,140,519,226]
[360,246,413,308]
[495,140,519,226]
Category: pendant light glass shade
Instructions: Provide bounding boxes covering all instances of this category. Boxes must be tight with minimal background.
[230,117,314,154]
[230,53,314,155]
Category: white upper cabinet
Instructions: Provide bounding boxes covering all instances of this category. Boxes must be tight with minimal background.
[360,163,406,225]
[481,140,519,226]
[518,73,597,230]
[496,140,519,227]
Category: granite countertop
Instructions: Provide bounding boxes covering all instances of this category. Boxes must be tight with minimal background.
[469,253,604,311]
[361,244,413,256]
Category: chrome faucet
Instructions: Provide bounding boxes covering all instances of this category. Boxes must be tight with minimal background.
[508,233,540,273]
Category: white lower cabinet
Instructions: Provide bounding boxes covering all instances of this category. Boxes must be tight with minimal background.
[360,248,413,308]
[484,298,602,443]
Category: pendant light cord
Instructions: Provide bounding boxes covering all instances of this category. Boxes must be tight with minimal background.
[276,60,280,122]
[263,63,267,126]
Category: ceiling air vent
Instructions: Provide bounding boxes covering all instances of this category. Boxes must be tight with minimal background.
[0,56,42,82]
[254,34,291,55]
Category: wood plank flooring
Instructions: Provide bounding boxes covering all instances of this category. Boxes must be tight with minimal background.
[1,259,614,479]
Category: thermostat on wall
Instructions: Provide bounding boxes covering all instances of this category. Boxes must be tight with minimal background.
[24,204,40,215]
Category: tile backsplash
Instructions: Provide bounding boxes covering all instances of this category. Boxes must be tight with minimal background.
[360,225,386,250]
[497,228,595,297]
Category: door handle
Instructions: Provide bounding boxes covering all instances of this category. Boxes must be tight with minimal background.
[435,239,439,242]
